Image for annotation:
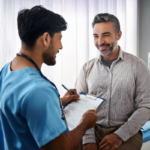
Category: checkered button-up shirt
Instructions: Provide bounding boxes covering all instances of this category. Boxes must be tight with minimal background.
[75,48,150,143]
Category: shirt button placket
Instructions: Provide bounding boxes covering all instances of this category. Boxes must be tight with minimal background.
[107,70,112,127]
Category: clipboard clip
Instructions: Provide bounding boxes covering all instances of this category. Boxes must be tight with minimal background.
[86,93,97,100]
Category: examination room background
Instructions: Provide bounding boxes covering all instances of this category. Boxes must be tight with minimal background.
[0,0,150,149]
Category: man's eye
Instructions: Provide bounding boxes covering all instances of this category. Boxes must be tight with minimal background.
[104,34,109,36]
[94,36,99,38]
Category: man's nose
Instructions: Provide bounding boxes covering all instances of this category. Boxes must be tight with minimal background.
[60,42,63,50]
[98,37,104,45]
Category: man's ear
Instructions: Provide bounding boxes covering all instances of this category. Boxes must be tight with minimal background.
[117,31,122,40]
[42,32,51,47]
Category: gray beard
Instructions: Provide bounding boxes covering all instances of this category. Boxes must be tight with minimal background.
[100,40,118,56]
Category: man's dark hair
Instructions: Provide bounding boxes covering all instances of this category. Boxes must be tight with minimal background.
[92,13,120,34]
[17,5,67,48]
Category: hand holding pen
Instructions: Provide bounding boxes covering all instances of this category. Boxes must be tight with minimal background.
[61,84,79,106]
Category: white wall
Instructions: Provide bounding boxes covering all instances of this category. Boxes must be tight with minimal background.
[139,0,150,64]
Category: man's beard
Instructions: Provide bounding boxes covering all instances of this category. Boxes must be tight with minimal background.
[42,40,56,66]
[97,39,118,56]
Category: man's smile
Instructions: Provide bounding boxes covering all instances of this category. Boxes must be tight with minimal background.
[97,43,110,51]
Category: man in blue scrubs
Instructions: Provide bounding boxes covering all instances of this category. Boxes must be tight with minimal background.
[0,6,98,150]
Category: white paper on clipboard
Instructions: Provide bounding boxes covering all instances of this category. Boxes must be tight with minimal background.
[63,92,105,131]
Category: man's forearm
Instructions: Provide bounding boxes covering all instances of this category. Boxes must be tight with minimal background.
[114,107,150,142]
[64,122,87,150]
[41,122,87,150]
[41,110,98,150]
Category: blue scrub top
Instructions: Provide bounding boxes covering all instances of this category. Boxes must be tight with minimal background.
[0,62,69,150]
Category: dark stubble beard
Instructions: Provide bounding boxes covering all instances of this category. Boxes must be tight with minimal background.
[42,40,56,66]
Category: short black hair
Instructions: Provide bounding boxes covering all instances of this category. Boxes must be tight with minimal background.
[92,13,120,34]
[17,5,67,48]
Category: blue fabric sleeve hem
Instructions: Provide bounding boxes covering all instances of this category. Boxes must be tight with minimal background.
[38,124,67,147]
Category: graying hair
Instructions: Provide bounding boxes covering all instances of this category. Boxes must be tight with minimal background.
[92,13,120,34]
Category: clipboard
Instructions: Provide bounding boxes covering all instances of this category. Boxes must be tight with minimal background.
[63,92,105,131]
[79,92,106,112]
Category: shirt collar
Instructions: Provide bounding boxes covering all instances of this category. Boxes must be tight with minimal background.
[97,46,124,64]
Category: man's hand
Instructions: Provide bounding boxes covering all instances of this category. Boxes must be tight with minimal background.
[99,133,123,150]
[80,110,98,129]
[61,89,79,106]
[83,143,98,150]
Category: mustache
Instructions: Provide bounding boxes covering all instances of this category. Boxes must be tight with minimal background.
[97,43,110,47]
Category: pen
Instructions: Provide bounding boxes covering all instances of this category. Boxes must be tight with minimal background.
[62,84,74,95]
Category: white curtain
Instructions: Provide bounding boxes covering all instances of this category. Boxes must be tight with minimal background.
[0,0,139,96]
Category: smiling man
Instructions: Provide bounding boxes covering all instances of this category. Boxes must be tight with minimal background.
[0,6,98,150]
[75,13,150,150]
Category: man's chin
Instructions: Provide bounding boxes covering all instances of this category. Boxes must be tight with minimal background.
[44,60,56,66]
[100,50,112,56]
[99,50,109,55]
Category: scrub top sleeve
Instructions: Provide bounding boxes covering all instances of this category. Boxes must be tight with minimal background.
[21,86,67,148]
